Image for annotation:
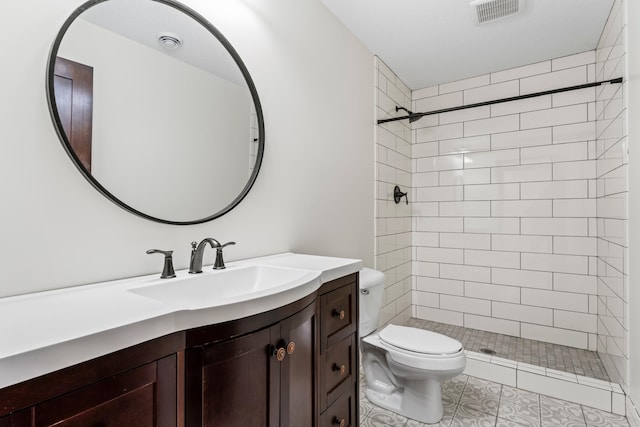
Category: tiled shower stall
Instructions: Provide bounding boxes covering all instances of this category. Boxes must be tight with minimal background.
[374,0,629,410]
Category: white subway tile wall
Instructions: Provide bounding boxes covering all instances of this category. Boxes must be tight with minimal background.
[411,50,603,351]
[374,57,412,327]
[595,0,628,388]
[373,2,627,394]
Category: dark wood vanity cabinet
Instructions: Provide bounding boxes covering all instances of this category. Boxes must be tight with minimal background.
[318,275,358,427]
[185,301,316,427]
[183,274,359,427]
[0,273,359,427]
[0,411,31,427]
[0,366,175,426]
[31,356,177,426]
[0,334,183,427]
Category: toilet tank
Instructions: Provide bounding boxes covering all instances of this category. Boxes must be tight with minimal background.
[359,268,385,337]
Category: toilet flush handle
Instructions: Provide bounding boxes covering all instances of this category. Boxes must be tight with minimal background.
[361,289,370,295]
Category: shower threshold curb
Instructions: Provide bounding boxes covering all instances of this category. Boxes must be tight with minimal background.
[463,349,626,416]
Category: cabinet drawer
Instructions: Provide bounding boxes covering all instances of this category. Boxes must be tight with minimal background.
[322,335,355,407]
[321,391,355,427]
[320,284,356,350]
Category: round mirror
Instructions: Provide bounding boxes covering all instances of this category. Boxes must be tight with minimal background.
[47,0,264,225]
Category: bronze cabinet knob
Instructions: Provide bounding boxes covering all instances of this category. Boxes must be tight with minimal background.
[333,363,346,375]
[276,347,286,362]
[332,416,346,427]
[332,309,345,320]
[287,341,295,355]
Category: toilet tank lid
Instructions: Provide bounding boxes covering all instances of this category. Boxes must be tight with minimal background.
[379,324,463,355]
[359,268,385,289]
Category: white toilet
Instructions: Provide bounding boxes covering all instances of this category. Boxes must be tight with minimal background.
[359,268,466,424]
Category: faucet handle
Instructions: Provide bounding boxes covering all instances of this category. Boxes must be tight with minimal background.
[146,249,176,279]
[212,242,236,270]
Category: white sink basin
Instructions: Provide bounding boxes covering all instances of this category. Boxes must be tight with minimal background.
[128,265,319,309]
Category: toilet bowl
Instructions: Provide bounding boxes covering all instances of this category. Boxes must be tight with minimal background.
[359,268,466,424]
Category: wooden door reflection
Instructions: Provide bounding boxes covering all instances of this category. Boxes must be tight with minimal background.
[54,57,93,172]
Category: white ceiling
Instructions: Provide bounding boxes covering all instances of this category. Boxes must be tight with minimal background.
[320,0,614,90]
[80,0,246,86]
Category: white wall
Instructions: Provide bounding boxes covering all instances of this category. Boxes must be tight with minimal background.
[0,0,374,298]
[409,52,601,351]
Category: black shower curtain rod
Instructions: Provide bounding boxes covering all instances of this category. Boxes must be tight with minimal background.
[377,77,623,125]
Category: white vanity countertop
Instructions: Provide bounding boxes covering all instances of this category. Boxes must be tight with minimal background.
[0,252,362,389]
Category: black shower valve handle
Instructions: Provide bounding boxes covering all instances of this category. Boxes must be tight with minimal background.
[393,185,408,205]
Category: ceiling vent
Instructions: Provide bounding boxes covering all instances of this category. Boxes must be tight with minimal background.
[158,33,183,50]
[470,0,525,25]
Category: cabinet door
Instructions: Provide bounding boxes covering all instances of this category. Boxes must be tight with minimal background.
[33,354,177,427]
[0,410,31,427]
[197,301,317,427]
[200,325,280,427]
[279,302,317,427]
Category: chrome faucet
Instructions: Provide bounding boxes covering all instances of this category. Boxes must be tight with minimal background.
[189,238,236,273]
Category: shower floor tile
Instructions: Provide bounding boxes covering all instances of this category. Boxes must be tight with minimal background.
[404,318,610,382]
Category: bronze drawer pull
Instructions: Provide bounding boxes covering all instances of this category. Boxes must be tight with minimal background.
[332,416,346,427]
[275,347,286,362]
[287,341,296,355]
[332,363,346,375]
[332,309,345,320]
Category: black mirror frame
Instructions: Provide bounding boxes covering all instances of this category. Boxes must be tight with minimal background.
[46,0,265,225]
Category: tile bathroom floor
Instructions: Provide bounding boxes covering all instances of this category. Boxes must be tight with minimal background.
[359,373,630,427]
[404,318,609,381]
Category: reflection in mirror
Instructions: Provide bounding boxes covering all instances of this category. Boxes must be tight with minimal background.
[48,0,264,224]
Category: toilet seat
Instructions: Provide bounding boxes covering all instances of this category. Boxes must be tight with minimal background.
[379,325,462,355]
[363,326,465,372]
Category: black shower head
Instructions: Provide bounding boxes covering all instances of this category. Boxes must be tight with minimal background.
[395,106,422,123]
